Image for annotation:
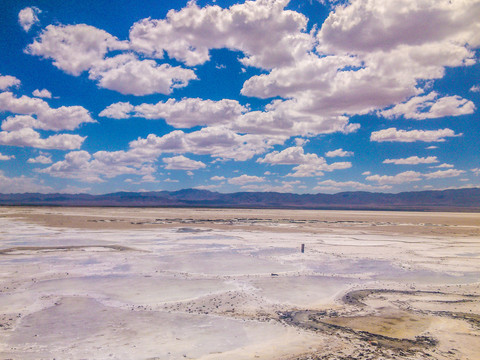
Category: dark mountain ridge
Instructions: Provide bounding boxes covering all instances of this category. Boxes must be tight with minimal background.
[0,188,479,211]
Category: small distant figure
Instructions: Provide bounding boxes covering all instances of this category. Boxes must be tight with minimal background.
[301,244,305,253]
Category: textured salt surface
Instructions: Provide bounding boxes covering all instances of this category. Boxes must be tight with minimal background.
[0,210,479,359]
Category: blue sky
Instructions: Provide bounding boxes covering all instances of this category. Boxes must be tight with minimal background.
[0,0,479,194]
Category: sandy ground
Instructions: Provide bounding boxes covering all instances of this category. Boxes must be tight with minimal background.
[0,207,479,359]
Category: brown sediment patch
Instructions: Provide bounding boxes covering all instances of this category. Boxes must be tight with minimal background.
[341,288,459,306]
[431,311,480,329]
[280,287,480,357]
[320,310,432,339]
[281,309,437,353]
[0,244,138,255]
[3,206,480,236]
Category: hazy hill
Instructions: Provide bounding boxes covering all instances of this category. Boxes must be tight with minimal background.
[0,188,479,211]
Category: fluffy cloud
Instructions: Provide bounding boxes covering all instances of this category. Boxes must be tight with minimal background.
[129,0,312,69]
[195,184,222,190]
[0,153,15,161]
[381,92,475,120]
[39,151,103,183]
[366,171,423,185]
[26,24,128,76]
[325,148,353,157]
[257,146,321,165]
[316,0,480,96]
[0,92,95,131]
[99,102,134,119]
[211,176,226,181]
[241,0,480,133]
[234,97,359,137]
[23,0,480,128]
[430,163,454,169]
[57,185,92,194]
[0,90,92,151]
[314,180,392,192]
[423,169,465,179]
[88,54,197,96]
[0,128,85,150]
[294,138,309,146]
[0,75,21,90]
[129,126,285,161]
[367,168,465,185]
[27,154,52,164]
[27,24,197,96]
[18,7,41,32]
[136,98,246,127]
[39,150,155,182]
[383,156,438,165]
[100,96,360,138]
[241,54,359,99]
[257,146,351,177]
[40,126,275,181]
[240,52,410,123]
[317,0,480,55]
[0,171,52,193]
[228,174,265,185]
[102,98,247,128]
[371,128,461,142]
[163,155,206,170]
[32,89,52,98]
[240,180,300,192]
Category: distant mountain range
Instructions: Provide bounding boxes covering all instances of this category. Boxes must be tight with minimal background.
[1,188,479,211]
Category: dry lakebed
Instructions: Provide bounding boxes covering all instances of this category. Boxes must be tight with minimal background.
[0,207,479,359]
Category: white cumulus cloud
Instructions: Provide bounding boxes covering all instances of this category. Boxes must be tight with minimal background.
[18,7,41,32]
[129,0,312,69]
[127,98,246,127]
[39,150,156,183]
[0,153,15,161]
[163,155,206,170]
[99,102,134,119]
[0,171,52,193]
[325,148,353,157]
[314,180,392,192]
[228,174,265,185]
[0,92,95,131]
[423,169,465,179]
[380,92,475,120]
[383,156,438,165]
[257,146,351,177]
[0,75,21,90]
[88,54,197,96]
[26,24,129,76]
[27,154,52,164]
[0,128,85,150]
[366,171,423,185]
[32,89,52,98]
[371,128,461,142]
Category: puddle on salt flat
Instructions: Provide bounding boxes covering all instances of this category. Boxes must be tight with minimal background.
[456,252,480,257]
[251,275,363,307]
[8,296,315,360]
[29,275,237,305]
[308,257,480,285]
[249,247,298,257]
[158,250,296,276]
